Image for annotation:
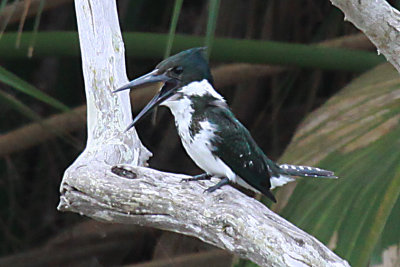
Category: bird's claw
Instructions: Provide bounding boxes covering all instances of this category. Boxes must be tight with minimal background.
[181,173,212,183]
[204,186,218,194]
[203,177,229,194]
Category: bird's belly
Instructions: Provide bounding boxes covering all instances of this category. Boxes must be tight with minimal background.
[181,134,263,194]
[182,138,232,178]
[177,123,235,180]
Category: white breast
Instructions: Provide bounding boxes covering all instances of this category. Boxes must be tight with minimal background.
[186,121,237,178]
[161,80,266,193]
[180,120,262,194]
[162,95,237,180]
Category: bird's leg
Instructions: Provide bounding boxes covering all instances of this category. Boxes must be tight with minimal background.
[204,177,230,193]
[181,173,212,182]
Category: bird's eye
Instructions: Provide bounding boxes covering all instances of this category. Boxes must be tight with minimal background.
[171,66,183,75]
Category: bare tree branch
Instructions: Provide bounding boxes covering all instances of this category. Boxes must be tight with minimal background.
[56,1,351,266]
[330,0,400,72]
[0,85,158,157]
[59,164,349,267]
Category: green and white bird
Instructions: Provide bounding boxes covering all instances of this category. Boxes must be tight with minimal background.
[114,47,337,202]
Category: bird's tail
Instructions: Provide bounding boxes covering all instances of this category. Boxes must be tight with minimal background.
[279,164,337,178]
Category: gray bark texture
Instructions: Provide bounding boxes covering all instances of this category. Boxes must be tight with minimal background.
[330,0,400,72]
[58,0,351,266]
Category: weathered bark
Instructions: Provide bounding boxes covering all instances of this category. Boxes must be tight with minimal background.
[330,0,400,72]
[59,164,349,267]
[58,0,350,266]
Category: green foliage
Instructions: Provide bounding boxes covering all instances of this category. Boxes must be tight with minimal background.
[279,63,400,267]
[0,65,69,111]
[0,32,385,72]
[235,260,259,267]
[1,2,398,265]
[204,0,220,57]
[0,90,41,121]
[164,0,183,58]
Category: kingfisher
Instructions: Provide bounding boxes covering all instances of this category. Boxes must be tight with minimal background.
[114,47,337,202]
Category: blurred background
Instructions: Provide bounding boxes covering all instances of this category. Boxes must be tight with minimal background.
[0,0,399,266]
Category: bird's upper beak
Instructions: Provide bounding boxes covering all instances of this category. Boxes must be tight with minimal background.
[114,69,179,131]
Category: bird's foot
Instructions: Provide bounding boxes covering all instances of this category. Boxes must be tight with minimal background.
[181,173,212,183]
[204,177,229,193]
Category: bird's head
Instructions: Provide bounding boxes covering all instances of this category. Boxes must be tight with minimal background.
[114,47,213,131]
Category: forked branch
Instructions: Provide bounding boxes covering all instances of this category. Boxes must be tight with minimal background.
[58,0,349,266]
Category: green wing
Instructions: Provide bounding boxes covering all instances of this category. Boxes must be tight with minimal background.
[207,106,277,202]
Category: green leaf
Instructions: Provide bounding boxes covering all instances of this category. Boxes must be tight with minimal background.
[164,0,183,58]
[204,0,220,57]
[0,32,385,72]
[235,259,259,267]
[279,63,400,267]
[0,90,42,121]
[156,0,183,125]
[0,65,69,112]
[0,90,79,149]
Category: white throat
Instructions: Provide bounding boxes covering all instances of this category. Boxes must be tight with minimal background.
[161,79,225,110]
[160,79,225,130]
[177,79,224,99]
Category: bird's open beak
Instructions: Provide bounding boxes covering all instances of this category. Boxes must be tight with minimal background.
[114,69,179,131]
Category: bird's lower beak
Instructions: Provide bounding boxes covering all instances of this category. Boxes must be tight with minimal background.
[114,69,179,131]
